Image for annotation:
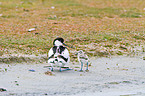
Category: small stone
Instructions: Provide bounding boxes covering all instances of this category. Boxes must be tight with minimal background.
[15,81,18,83]
[29,69,35,72]
[35,33,39,35]
[45,71,53,76]
[89,64,91,66]
[51,6,55,9]
[16,84,19,86]
[0,88,7,92]
[28,28,35,32]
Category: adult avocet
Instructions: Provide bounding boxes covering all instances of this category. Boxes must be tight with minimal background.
[48,37,71,71]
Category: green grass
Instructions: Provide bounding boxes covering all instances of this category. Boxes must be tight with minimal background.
[0,0,145,60]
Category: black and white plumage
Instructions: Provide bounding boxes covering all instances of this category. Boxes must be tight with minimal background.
[77,50,89,72]
[48,37,70,71]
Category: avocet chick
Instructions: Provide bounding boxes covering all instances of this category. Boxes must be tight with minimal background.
[77,50,89,72]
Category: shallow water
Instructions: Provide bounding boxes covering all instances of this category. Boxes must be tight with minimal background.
[0,55,145,96]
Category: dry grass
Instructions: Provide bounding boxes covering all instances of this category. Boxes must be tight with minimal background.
[0,0,145,61]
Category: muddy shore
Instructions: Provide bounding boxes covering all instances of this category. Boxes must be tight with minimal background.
[0,54,145,96]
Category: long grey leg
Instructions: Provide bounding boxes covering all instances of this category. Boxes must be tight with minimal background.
[85,62,89,72]
[59,67,62,72]
[50,61,54,71]
[79,62,83,72]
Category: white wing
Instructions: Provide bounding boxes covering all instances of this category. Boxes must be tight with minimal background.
[78,53,88,64]
[48,48,53,57]
[61,48,69,58]
[59,48,70,64]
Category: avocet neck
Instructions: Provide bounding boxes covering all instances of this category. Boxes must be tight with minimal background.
[54,40,63,46]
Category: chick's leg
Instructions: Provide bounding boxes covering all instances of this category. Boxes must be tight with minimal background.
[79,62,83,72]
[85,62,89,72]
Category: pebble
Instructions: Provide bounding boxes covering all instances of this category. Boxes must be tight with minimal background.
[51,6,55,9]
[28,28,36,32]
[29,69,35,72]
[0,88,7,92]
[45,71,53,76]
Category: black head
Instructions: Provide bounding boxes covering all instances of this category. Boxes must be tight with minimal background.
[53,37,64,45]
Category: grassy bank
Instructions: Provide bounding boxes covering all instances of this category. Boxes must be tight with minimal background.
[0,0,145,62]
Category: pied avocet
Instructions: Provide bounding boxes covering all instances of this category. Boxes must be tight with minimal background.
[48,37,71,71]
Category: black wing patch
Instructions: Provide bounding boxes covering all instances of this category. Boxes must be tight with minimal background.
[79,56,88,60]
[52,46,66,54]
[60,56,68,62]
[58,46,66,54]
[48,54,54,60]
[52,46,57,54]
[48,46,67,61]
[48,46,57,60]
